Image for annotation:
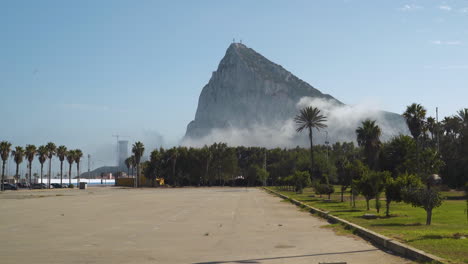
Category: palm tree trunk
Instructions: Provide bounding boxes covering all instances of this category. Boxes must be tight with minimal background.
[76,163,80,187]
[69,163,72,185]
[136,164,139,188]
[48,158,52,189]
[60,161,63,185]
[40,164,44,188]
[1,160,6,191]
[29,161,33,186]
[308,127,314,180]
[15,163,19,183]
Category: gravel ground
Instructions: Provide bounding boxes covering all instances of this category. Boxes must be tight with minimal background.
[0,187,414,264]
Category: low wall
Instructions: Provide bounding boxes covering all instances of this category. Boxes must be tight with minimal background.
[263,187,446,264]
[115,178,134,187]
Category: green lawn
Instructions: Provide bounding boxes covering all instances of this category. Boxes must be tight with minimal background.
[271,186,468,264]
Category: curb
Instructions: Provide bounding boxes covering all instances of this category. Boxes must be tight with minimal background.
[263,187,446,264]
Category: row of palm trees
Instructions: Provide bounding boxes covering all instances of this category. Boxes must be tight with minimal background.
[123,142,145,187]
[0,141,83,191]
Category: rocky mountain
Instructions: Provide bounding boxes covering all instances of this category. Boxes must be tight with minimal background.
[183,43,408,147]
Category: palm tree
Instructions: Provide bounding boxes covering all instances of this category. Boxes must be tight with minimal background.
[167,147,178,186]
[45,142,56,188]
[125,156,132,177]
[25,145,37,186]
[11,146,25,183]
[294,106,327,179]
[403,103,427,175]
[36,145,48,188]
[74,149,83,186]
[56,146,67,185]
[426,117,436,141]
[403,103,427,140]
[132,142,145,188]
[356,119,382,170]
[1,141,12,191]
[66,150,75,185]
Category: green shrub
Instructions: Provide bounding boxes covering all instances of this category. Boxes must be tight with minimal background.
[290,170,311,194]
[68,184,74,189]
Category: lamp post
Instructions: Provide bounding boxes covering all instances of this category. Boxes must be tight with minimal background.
[325,131,330,185]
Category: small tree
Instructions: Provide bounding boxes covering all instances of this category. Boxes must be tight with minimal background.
[314,182,335,199]
[402,187,443,225]
[336,157,351,202]
[347,160,368,207]
[291,170,311,194]
[384,173,422,217]
[355,170,386,212]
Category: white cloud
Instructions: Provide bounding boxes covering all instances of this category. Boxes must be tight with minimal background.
[460,7,468,13]
[181,97,409,148]
[439,5,452,11]
[431,40,462,45]
[399,4,422,11]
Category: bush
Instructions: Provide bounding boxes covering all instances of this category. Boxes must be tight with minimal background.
[68,184,74,189]
[314,183,335,199]
[290,171,311,194]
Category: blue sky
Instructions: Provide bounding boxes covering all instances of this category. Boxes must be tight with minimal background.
[1,0,467,169]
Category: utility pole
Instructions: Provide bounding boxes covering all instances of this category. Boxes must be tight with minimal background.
[88,154,91,179]
[436,107,440,153]
[263,148,267,186]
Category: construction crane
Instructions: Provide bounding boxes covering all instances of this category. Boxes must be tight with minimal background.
[112,135,129,166]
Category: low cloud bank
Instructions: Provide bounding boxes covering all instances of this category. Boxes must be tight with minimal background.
[181,97,409,148]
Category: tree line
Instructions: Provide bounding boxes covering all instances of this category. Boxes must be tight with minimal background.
[122,103,467,225]
[0,142,83,190]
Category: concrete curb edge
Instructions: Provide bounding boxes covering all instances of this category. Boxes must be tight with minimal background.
[263,187,446,264]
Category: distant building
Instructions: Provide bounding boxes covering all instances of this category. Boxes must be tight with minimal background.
[100,173,114,179]
[118,140,128,168]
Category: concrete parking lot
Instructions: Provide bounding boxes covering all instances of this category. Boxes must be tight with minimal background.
[0,187,413,264]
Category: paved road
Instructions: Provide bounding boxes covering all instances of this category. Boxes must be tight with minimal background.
[0,187,412,264]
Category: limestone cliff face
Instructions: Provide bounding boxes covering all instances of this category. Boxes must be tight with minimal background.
[184,43,408,144]
[186,43,339,138]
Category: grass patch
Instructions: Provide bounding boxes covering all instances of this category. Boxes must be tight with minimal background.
[271,187,468,264]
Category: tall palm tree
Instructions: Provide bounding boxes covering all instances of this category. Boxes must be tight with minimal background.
[294,106,327,179]
[132,142,145,188]
[56,146,67,185]
[1,141,12,191]
[426,117,436,141]
[356,119,382,170]
[74,149,83,186]
[403,103,427,141]
[45,142,56,188]
[11,146,25,182]
[25,145,37,186]
[36,145,48,188]
[403,103,427,175]
[66,150,75,186]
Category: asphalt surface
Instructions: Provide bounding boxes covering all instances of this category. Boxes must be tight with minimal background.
[0,187,413,264]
